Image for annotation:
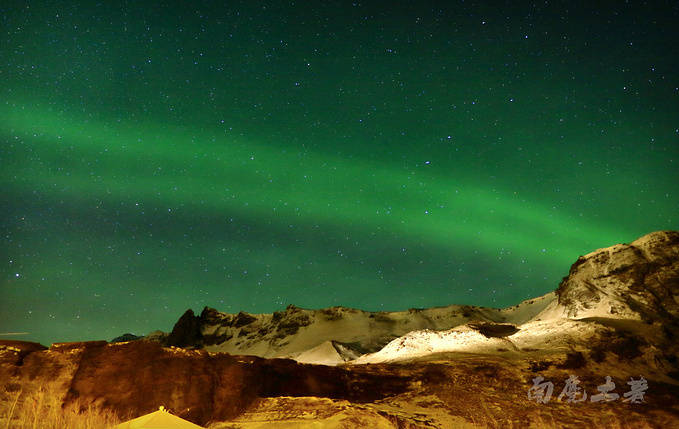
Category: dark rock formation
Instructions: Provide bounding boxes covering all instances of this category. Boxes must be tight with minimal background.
[468,322,520,338]
[165,309,202,348]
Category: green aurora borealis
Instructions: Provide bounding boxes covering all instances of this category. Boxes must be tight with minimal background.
[2,1,678,344]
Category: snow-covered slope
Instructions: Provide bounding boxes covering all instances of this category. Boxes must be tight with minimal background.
[176,296,552,361]
[152,291,554,364]
[353,318,608,364]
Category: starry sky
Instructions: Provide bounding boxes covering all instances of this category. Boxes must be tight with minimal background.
[1,1,678,345]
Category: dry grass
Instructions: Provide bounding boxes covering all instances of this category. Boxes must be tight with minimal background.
[461,398,652,429]
[0,386,121,429]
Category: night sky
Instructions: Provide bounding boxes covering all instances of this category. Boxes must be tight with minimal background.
[2,1,678,345]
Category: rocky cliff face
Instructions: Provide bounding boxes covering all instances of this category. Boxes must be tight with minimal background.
[555,230,679,322]
[0,339,413,426]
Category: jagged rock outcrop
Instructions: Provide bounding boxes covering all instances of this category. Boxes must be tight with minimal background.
[165,309,203,347]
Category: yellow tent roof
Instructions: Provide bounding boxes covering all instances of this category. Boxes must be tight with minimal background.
[115,407,204,429]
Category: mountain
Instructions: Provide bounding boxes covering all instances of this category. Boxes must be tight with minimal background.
[150,286,555,365]
[4,231,677,428]
[110,333,143,343]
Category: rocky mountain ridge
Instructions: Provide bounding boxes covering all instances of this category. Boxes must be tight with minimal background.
[148,284,555,365]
